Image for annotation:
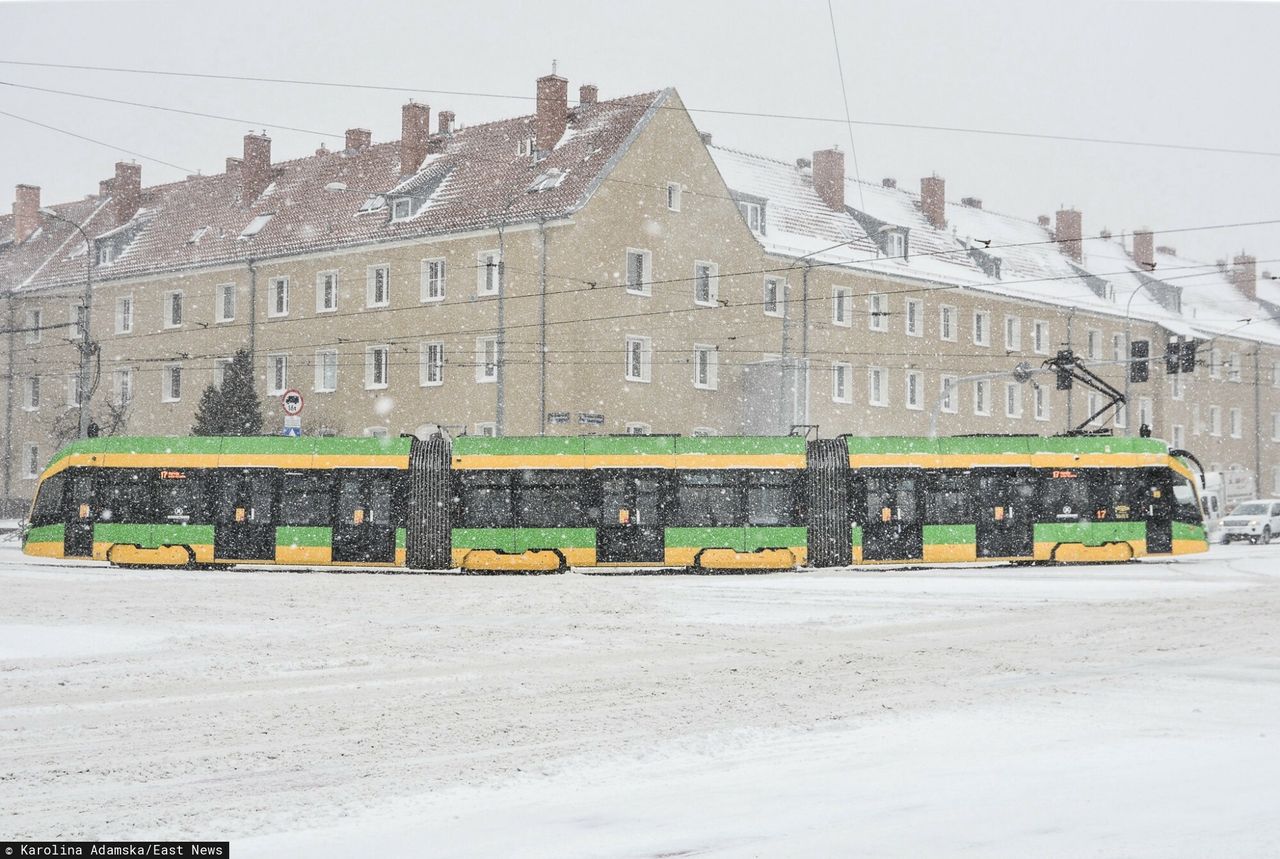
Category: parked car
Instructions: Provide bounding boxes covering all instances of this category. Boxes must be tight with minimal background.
[1219,499,1280,544]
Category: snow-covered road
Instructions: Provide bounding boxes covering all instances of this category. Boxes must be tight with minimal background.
[2,542,1277,856]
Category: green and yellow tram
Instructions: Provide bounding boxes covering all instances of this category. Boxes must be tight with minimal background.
[22,433,1208,571]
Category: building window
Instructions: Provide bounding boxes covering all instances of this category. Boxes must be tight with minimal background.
[1228,352,1242,382]
[268,354,288,395]
[316,271,339,313]
[666,182,682,212]
[868,366,887,407]
[212,357,233,388]
[367,265,391,307]
[1209,348,1221,379]
[421,259,446,303]
[216,283,236,323]
[1171,424,1185,449]
[1272,360,1280,388]
[832,362,852,403]
[25,309,42,344]
[113,368,133,406]
[625,335,652,383]
[940,375,958,414]
[691,427,717,437]
[471,250,499,297]
[366,345,389,389]
[625,422,651,435]
[98,244,114,266]
[1139,396,1154,430]
[885,231,905,258]
[905,299,922,337]
[1116,401,1127,429]
[738,201,763,233]
[1273,412,1280,442]
[868,293,888,332]
[391,197,413,220]
[940,305,956,342]
[164,291,183,328]
[420,341,444,387]
[832,286,852,327]
[163,365,182,403]
[693,261,719,307]
[24,444,40,479]
[973,310,991,346]
[315,349,338,393]
[1086,329,1101,361]
[1033,320,1049,355]
[364,426,391,439]
[1229,407,1242,438]
[115,296,133,334]
[1086,392,1101,424]
[1004,316,1021,351]
[905,370,923,410]
[23,376,39,411]
[474,422,498,438]
[269,277,289,318]
[66,374,81,408]
[693,344,718,390]
[476,336,498,383]
[1191,404,1202,436]
[1209,405,1222,436]
[1034,384,1049,421]
[1005,382,1023,418]
[763,278,784,318]
[69,304,86,342]
[1112,333,1125,364]
[625,248,652,296]
[1170,372,1184,401]
[973,379,991,416]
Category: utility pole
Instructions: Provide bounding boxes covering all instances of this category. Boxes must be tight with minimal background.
[38,207,95,438]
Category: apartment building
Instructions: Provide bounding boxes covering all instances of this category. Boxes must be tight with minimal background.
[4,73,1279,514]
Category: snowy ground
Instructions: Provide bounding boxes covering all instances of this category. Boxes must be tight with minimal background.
[2,542,1278,857]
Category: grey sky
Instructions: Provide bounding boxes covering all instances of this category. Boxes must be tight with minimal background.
[2,0,1277,273]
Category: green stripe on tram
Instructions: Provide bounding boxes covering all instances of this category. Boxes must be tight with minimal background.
[1034,521,1146,545]
[451,435,806,458]
[94,523,215,546]
[25,524,64,544]
[924,524,977,544]
[665,526,806,552]
[1173,522,1206,541]
[451,528,596,552]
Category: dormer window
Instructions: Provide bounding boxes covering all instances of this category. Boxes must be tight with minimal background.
[239,213,273,239]
[97,244,115,266]
[391,197,414,220]
[516,136,536,156]
[885,230,905,258]
[187,226,210,245]
[527,169,566,192]
[738,200,765,234]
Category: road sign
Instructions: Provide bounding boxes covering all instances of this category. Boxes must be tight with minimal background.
[284,415,302,429]
[578,412,605,425]
[281,389,305,416]
[281,426,301,437]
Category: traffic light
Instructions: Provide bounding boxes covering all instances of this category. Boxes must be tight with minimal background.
[1130,339,1149,383]
[1055,349,1073,390]
[1179,339,1197,373]
[1165,339,1181,374]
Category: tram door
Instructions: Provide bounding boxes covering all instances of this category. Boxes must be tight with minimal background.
[332,470,397,564]
[214,470,277,560]
[596,472,666,563]
[861,470,924,562]
[1145,470,1174,554]
[63,469,95,558]
[975,470,1036,559]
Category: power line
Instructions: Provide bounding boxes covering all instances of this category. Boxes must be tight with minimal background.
[0,107,196,173]
[826,0,866,210]
[2,57,1279,159]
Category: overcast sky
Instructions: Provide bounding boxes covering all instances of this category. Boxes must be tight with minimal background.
[2,0,1277,272]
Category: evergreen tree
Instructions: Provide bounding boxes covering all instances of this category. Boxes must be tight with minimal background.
[191,349,264,436]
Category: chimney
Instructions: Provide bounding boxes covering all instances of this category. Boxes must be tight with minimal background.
[1231,253,1257,301]
[438,110,455,136]
[812,148,845,211]
[535,72,569,153]
[241,133,272,203]
[699,131,712,145]
[881,177,897,189]
[225,157,242,175]
[1132,228,1154,270]
[1054,208,1083,262]
[579,84,598,105]
[920,175,945,229]
[1037,215,1050,227]
[111,162,142,226]
[315,144,330,157]
[345,128,371,151]
[400,101,431,175]
[12,184,40,243]
[98,179,113,197]
[961,196,982,209]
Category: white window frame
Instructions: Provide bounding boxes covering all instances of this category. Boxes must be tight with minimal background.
[905,370,923,411]
[832,286,852,327]
[367,264,391,308]
[23,376,39,411]
[214,357,234,389]
[420,258,446,303]
[939,375,958,414]
[1086,329,1101,361]
[316,271,339,313]
[65,373,81,408]
[693,344,719,390]
[1033,384,1049,422]
[1139,396,1154,430]
[1230,407,1242,438]
[1086,392,1101,425]
[666,182,682,212]
[162,364,182,403]
[763,277,784,318]
[625,248,652,297]
[832,362,852,403]
[164,290,183,329]
[1170,372,1184,401]
[23,443,40,480]
[868,366,887,407]
[1171,424,1185,450]
[267,353,288,395]
[693,261,719,307]
[1112,333,1125,364]
[420,341,444,387]
[25,309,42,344]
[972,310,991,347]
[1228,352,1242,383]
[973,379,991,416]
[868,293,888,332]
[1005,382,1023,418]
[476,336,498,384]
[1209,348,1221,379]
[1209,405,1222,437]
[314,349,338,393]
[1033,320,1049,355]
[885,231,905,258]
[113,367,133,406]
[365,345,390,390]
[940,305,956,342]
[216,283,236,323]
[268,276,289,318]
[391,197,413,221]
[738,201,762,233]
[905,299,922,337]
[69,303,85,342]
[1004,316,1021,351]
[474,422,498,438]
[115,295,133,335]
[625,335,652,383]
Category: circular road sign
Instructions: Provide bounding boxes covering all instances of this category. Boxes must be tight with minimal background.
[281,389,305,416]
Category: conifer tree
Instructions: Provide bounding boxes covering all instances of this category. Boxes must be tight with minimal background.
[192,349,264,436]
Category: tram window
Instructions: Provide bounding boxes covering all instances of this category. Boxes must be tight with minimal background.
[866,474,920,523]
[925,472,972,523]
[29,472,66,526]
[677,472,740,526]
[280,471,332,526]
[458,471,513,528]
[336,473,395,526]
[98,469,152,522]
[1040,472,1090,520]
[155,470,207,523]
[746,471,794,525]
[516,471,586,527]
[1171,474,1202,525]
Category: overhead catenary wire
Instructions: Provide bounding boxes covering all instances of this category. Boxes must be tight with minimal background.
[826,0,866,210]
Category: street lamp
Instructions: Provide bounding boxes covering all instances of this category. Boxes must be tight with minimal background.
[1122,281,1151,437]
[38,206,95,439]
